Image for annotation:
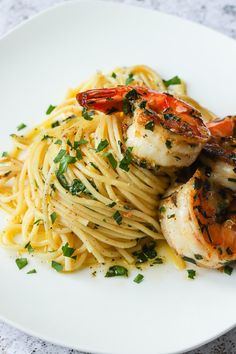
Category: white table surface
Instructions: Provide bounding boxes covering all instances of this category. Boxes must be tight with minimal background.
[0,0,236,353]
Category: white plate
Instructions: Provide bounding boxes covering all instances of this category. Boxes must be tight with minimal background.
[0,1,236,353]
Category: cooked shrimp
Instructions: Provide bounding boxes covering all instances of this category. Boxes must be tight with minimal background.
[77,86,210,168]
[160,169,236,268]
[202,116,236,191]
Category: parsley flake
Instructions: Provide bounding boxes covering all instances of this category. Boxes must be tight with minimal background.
[133,273,144,284]
[51,261,63,272]
[163,76,181,87]
[16,258,28,270]
[17,123,27,131]
[96,139,109,152]
[105,265,128,277]
[46,105,56,115]
[187,269,196,279]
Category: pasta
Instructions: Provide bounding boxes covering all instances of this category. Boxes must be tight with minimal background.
[0,65,214,273]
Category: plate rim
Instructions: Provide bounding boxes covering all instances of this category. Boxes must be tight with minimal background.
[0,1,236,353]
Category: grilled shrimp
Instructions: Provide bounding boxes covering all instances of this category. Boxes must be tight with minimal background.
[77,86,210,168]
[160,169,236,268]
[202,116,236,191]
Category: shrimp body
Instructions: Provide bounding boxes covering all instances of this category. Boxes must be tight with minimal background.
[160,169,236,268]
[203,116,236,190]
[77,86,210,168]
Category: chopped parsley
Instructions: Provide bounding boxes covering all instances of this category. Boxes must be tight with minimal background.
[145,120,155,131]
[25,241,34,253]
[224,265,233,275]
[27,269,37,274]
[62,242,76,258]
[51,261,63,272]
[104,152,117,169]
[74,139,88,146]
[139,100,147,109]
[56,174,70,190]
[228,178,236,183]
[33,219,43,226]
[76,148,83,160]
[57,155,77,176]
[1,151,8,157]
[165,140,172,149]
[41,134,53,141]
[119,147,133,172]
[125,73,134,85]
[111,72,117,78]
[163,76,181,87]
[159,206,166,213]
[51,120,60,128]
[133,241,157,264]
[50,212,57,224]
[187,269,196,279]
[96,139,109,152]
[107,201,116,208]
[54,149,66,163]
[194,254,203,260]
[16,258,28,270]
[133,273,144,284]
[90,162,100,171]
[183,256,196,265]
[70,179,90,195]
[105,265,128,277]
[46,105,56,115]
[82,108,94,121]
[193,177,202,190]
[17,123,27,131]
[54,139,62,145]
[113,211,122,225]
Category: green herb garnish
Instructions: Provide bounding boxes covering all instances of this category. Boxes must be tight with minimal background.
[125,73,134,85]
[159,206,166,213]
[16,258,28,270]
[224,265,233,275]
[51,120,60,128]
[82,108,94,121]
[119,147,133,172]
[1,151,8,157]
[113,210,122,225]
[194,254,203,260]
[105,265,128,277]
[17,123,27,131]
[57,155,76,176]
[163,76,181,87]
[54,139,62,145]
[145,121,155,131]
[107,201,116,208]
[104,152,117,169]
[54,149,66,163]
[56,174,70,190]
[139,100,147,109]
[133,273,144,284]
[27,269,37,274]
[25,241,34,254]
[62,242,75,258]
[33,219,43,226]
[51,261,63,272]
[165,140,172,149]
[46,105,56,115]
[50,212,57,224]
[187,269,196,279]
[111,72,117,78]
[183,256,196,265]
[96,139,109,153]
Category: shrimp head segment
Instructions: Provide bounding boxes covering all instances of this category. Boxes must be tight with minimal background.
[77,86,210,168]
